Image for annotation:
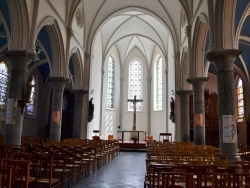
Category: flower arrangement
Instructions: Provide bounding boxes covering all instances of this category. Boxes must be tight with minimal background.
[130,132,138,141]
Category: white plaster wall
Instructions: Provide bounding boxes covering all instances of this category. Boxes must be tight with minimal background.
[101,46,121,140]
[167,37,176,141]
[88,32,103,139]
[150,47,167,141]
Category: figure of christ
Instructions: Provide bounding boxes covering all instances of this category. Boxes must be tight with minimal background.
[127,95,143,130]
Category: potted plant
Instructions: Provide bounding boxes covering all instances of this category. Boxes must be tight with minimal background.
[130,133,138,144]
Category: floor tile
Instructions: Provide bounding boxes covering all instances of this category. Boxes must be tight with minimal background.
[71,151,146,188]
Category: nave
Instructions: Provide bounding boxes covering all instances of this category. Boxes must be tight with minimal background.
[71,151,146,188]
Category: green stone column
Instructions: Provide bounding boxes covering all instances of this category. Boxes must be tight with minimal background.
[49,77,69,142]
[187,77,209,145]
[73,89,86,138]
[207,49,241,163]
[3,50,35,145]
[176,90,193,142]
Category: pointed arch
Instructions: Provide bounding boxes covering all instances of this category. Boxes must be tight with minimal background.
[36,16,66,77]
[192,13,209,77]
[7,0,29,50]
[69,47,84,89]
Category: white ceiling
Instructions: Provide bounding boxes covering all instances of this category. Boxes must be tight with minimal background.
[82,0,188,62]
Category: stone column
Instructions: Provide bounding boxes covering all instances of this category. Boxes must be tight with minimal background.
[49,77,69,142]
[187,77,209,145]
[176,90,193,142]
[3,50,35,145]
[81,52,90,139]
[72,89,86,138]
[207,49,241,163]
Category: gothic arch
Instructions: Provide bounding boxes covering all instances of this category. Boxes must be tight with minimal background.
[192,13,209,77]
[7,0,29,50]
[36,16,66,77]
[0,11,10,51]
[181,48,189,90]
[222,0,237,49]
[69,47,84,89]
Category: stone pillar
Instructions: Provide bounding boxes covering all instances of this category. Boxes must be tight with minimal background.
[3,50,35,145]
[187,77,209,145]
[72,89,86,138]
[82,52,90,139]
[207,49,241,163]
[176,90,192,142]
[49,77,69,142]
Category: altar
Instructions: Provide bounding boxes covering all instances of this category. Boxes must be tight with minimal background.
[117,130,146,143]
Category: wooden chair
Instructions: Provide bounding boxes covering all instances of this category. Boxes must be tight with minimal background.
[0,165,13,188]
[12,152,32,161]
[161,172,194,188]
[232,173,250,187]
[3,159,35,188]
[53,155,70,188]
[32,154,59,188]
[213,165,236,187]
[144,163,174,187]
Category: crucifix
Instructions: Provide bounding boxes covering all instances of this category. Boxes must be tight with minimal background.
[128,95,143,130]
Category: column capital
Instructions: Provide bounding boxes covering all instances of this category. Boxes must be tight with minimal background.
[187,77,209,85]
[207,49,242,72]
[2,50,37,70]
[206,49,241,62]
[49,77,70,91]
[176,90,193,95]
[2,50,37,60]
[73,89,86,101]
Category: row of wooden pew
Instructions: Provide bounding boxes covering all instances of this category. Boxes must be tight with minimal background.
[0,138,120,188]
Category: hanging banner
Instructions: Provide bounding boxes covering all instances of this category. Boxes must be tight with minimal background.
[6,98,17,124]
[195,113,203,126]
[52,111,60,123]
[222,115,237,143]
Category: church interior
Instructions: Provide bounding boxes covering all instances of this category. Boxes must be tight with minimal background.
[1,0,250,187]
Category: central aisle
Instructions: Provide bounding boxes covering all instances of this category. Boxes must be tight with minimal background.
[71,151,146,188]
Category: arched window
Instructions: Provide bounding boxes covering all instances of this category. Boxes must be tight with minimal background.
[26,75,37,115]
[237,77,244,120]
[107,56,114,108]
[155,57,163,110]
[128,59,143,111]
[0,61,9,110]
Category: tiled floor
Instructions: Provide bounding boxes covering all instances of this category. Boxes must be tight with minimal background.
[71,151,146,188]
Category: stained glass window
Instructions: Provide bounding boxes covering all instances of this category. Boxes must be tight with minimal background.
[128,59,143,111]
[156,57,163,110]
[107,56,114,108]
[0,61,9,111]
[26,75,37,115]
[237,78,244,119]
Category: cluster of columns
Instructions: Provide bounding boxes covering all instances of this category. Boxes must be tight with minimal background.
[177,49,241,163]
[2,50,87,145]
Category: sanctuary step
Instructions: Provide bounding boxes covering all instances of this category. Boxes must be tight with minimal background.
[119,141,146,151]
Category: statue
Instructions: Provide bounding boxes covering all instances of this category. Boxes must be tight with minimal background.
[89,98,94,115]
[170,97,175,115]
[169,97,175,123]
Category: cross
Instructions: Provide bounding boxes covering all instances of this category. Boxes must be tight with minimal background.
[127,95,143,130]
